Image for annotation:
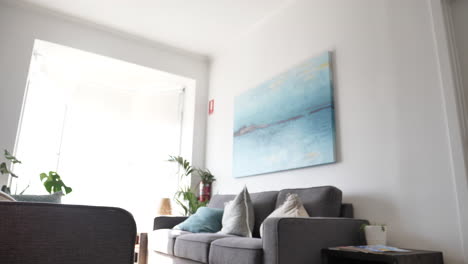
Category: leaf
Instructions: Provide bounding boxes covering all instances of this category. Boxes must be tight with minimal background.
[175,197,189,216]
[198,169,216,184]
[39,173,47,181]
[18,183,30,195]
[39,171,72,195]
[168,155,193,178]
[0,163,8,175]
[174,185,208,215]
[186,168,194,176]
[4,150,21,164]
[44,181,53,193]
[0,163,18,178]
[63,186,72,194]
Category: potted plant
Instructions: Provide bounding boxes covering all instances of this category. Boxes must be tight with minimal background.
[1,149,72,203]
[1,149,29,195]
[198,169,215,202]
[168,155,211,216]
[362,223,387,245]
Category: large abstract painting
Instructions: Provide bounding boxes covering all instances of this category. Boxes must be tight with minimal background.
[233,51,336,177]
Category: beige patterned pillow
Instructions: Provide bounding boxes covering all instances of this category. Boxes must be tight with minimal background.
[260,193,309,237]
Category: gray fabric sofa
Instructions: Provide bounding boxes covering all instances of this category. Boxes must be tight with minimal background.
[149,186,368,264]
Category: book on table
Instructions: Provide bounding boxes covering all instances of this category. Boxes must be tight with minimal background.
[330,245,411,254]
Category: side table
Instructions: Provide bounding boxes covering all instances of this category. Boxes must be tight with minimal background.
[322,248,443,264]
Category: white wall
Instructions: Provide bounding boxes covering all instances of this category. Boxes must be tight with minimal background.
[452,0,468,128]
[0,1,209,187]
[447,0,468,258]
[206,0,465,263]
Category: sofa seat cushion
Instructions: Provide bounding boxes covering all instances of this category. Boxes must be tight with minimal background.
[148,229,191,256]
[209,237,263,264]
[174,233,233,263]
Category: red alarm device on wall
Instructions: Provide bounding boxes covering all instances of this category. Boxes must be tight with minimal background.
[208,99,214,115]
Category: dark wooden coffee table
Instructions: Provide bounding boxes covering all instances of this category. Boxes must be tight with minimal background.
[322,248,443,264]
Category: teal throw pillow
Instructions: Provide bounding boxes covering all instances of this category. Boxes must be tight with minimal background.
[174,207,224,233]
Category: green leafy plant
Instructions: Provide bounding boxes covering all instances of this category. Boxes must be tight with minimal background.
[0,149,28,194]
[168,155,211,216]
[40,171,72,195]
[0,149,73,196]
[175,186,208,216]
[168,155,194,178]
[198,169,216,184]
[1,149,21,179]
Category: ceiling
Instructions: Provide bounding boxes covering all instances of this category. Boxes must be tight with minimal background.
[15,0,292,58]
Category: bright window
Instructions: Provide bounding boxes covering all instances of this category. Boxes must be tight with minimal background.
[12,40,194,231]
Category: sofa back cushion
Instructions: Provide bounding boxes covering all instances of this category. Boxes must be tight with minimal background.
[275,186,342,217]
[208,194,235,209]
[208,191,278,237]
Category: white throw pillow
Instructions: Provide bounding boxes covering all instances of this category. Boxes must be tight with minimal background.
[218,187,255,237]
[260,193,309,237]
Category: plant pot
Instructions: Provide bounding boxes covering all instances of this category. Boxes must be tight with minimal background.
[199,183,212,202]
[11,192,62,203]
[364,225,387,245]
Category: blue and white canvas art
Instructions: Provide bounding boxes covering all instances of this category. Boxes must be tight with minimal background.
[233,51,336,178]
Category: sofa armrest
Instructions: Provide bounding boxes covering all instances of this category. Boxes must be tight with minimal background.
[153,216,188,230]
[263,217,369,264]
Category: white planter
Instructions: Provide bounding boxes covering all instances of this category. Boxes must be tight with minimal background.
[364,225,387,245]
